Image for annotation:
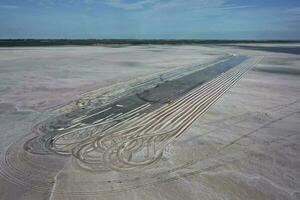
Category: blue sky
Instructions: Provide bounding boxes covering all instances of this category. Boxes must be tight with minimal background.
[0,0,300,39]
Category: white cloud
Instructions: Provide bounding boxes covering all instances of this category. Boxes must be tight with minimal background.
[0,5,19,10]
[220,5,255,10]
[153,0,224,10]
[101,0,160,10]
[90,0,228,11]
[27,0,254,12]
[285,7,300,15]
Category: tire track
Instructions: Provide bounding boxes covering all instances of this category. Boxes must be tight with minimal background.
[59,56,263,171]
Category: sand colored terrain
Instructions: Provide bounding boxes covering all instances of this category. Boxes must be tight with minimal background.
[0,46,223,110]
[0,44,299,200]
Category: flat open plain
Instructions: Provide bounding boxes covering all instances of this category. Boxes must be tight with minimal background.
[0,44,299,200]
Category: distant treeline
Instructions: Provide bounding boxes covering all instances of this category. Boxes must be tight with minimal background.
[0,39,299,47]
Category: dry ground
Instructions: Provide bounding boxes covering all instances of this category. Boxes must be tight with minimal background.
[0,44,299,200]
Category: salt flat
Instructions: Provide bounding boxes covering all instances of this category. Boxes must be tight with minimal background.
[0,46,223,110]
[0,44,299,200]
